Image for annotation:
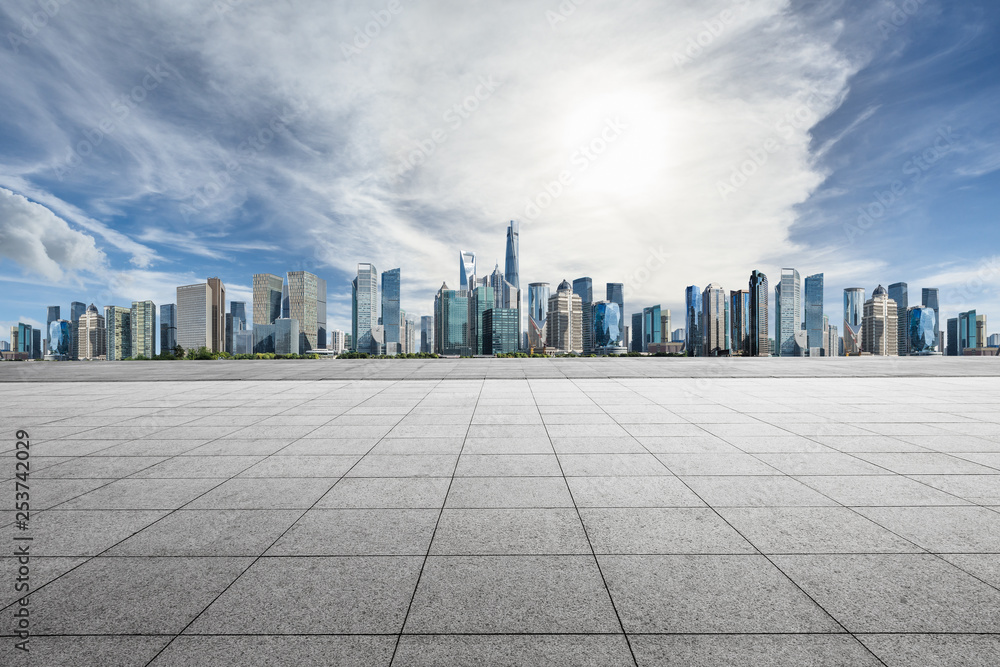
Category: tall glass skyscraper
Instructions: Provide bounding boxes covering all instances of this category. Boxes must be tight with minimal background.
[382,268,401,355]
[253,273,284,326]
[459,251,477,291]
[702,284,728,356]
[947,317,959,356]
[573,277,594,354]
[804,273,824,351]
[685,285,703,357]
[775,268,801,357]
[505,221,519,289]
[888,282,908,356]
[606,283,624,318]
[528,282,550,351]
[46,305,60,354]
[420,315,434,354]
[631,312,644,353]
[131,300,157,359]
[843,288,865,355]
[352,263,379,354]
[48,320,70,358]
[471,285,495,355]
[105,306,132,361]
[908,306,937,355]
[160,304,176,355]
[70,301,86,359]
[592,301,625,354]
[958,310,978,352]
[434,284,470,355]
[642,305,662,352]
[749,270,769,356]
[922,288,940,352]
[730,290,750,356]
[483,308,520,354]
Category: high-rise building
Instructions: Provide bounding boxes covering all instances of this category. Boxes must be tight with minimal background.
[573,277,594,354]
[843,287,865,355]
[528,282,550,352]
[234,329,253,355]
[420,316,434,354]
[958,310,978,353]
[274,318,300,356]
[329,330,346,354]
[631,312,643,353]
[988,333,1000,348]
[749,270,769,356]
[946,317,959,356]
[46,306,60,354]
[77,304,107,360]
[642,305,662,352]
[381,268,401,355]
[470,285,495,355]
[976,314,987,350]
[30,328,41,359]
[505,221,519,289]
[405,317,417,354]
[826,323,839,357]
[606,283,624,318]
[593,301,626,354]
[661,311,672,344]
[888,282,908,356]
[459,251,477,291]
[546,280,583,354]
[702,284,728,356]
[105,306,132,361]
[730,290,750,356]
[131,300,156,359]
[908,306,938,355]
[352,263,379,354]
[253,323,276,354]
[862,285,898,356]
[207,277,226,353]
[483,308,520,354]
[285,271,323,352]
[225,301,246,354]
[70,301,86,359]
[253,273,284,326]
[685,285,703,357]
[176,283,213,352]
[804,273,824,351]
[160,304,176,355]
[434,283,470,356]
[775,268,801,357]
[921,288,941,353]
[47,320,70,358]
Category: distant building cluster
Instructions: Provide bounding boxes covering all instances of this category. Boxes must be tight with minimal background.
[4,222,998,361]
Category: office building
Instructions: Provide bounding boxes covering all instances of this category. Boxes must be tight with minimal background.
[844,287,865,355]
[274,318,300,356]
[483,308,520,354]
[352,263,379,354]
[888,282,908,356]
[730,290,750,355]
[46,305,60,354]
[606,283,624,318]
[405,317,417,354]
[226,301,247,354]
[380,268,401,355]
[253,324,276,354]
[160,304,176,355]
[253,273,284,326]
[958,310,978,353]
[131,300,156,359]
[661,311,672,344]
[285,271,325,352]
[573,277,594,354]
[749,270,769,356]
[672,328,685,343]
[686,285,703,357]
[862,285,898,356]
[70,301,86,359]
[105,306,131,361]
[177,283,213,352]
[592,301,626,354]
[329,330,346,354]
[420,316,434,354]
[631,312,644,353]
[434,283,470,356]
[642,305,662,352]
[0,341,8,352]
[702,284,728,356]
[233,329,253,355]
[921,288,941,353]
[528,282,550,352]
[977,314,987,350]
[470,285,495,355]
[207,277,226,352]
[946,317,959,356]
[77,304,107,360]
[826,323,839,357]
[775,268,801,357]
[804,273,824,350]
[546,280,583,354]
[47,320,70,359]
[988,333,1000,348]
[505,221,519,288]
[459,251,477,291]
[908,306,938,355]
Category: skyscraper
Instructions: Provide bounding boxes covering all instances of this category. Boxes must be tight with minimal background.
[843,287,865,355]
[381,268,401,355]
[888,282,908,356]
[505,221,519,289]
[631,312,644,353]
[958,310,978,353]
[749,270,769,357]
[131,300,156,359]
[661,310,672,344]
[70,301,86,359]
[459,251,477,291]
[702,284,728,356]
[420,315,434,354]
[471,285,495,355]
[573,277,594,354]
[226,301,246,354]
[528,282,550,351]
[160,304,176,355]
[47,320,70,358]
[804,273,824,351]
[483,308,520,354]
[46,305,60,354]
[30,328,41,359]
[434,283,470,355]
[976,314,987,350]
[606,283,624,318]
[862,285,898,356]
[642,305,662,352]
[207,277,226,353]
[352,263,379,354]
[730,290,750,356]
[908,306,937,355]
[77,304,107,360]
[546,280,583,354]
[921,288,941,353]
[592,301,625,354]
[685,285,703,357]
[176,283,213,352]
[947,317,959,356]
[775,268,801,357]
[253,273,284,326]
[105,306,131,361]
[285,271,323,352]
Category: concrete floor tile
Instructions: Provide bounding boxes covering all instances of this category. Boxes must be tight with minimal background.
[149,636,396,667]
[857,634,1000,667]
[183,478,332,509]
[58,478,221,510]
[581,508,756,554]
[455,454,562,476]
[316,477,451,508]
[107,509,302,556]
[236,455,359,477]
[567,476,707,507]
[393,635,634,666]
[446,477,574,508]
[631,634,881,667]
[854,506,1000,552]
[682,476,839,507]
[267,508,439,555]
[6,636,170,667]
[346,454,458,477]
[656,453,781,475]
[430,508,590,555]
[799,475,971,506]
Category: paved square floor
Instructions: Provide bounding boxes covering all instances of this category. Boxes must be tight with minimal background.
[2,363,1000,665]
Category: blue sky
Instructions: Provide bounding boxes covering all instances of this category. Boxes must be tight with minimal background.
[1,0,998,343]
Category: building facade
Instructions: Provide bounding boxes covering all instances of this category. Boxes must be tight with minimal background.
[592,301,626,354]
[253,273,284,326]
[862,285,898,356]
[775,268,801,357]
[573,277,594,354]
[381,268,401,355]
[176,283,213,352]
[685,285,703,357]
[285,271,325,353]
[730,290,750,355]
[105,306,132,361]
[352,263,379,354]
[642,305,662,352]
[77,304,107,360]
[908,306,938,355]
[888,282,908,356]
[749,270,769,356]
[434,283,470,356]
[420,316,434,354]
[702,284,728,356]
[207,277,226,353]
[459,251,477,291]
[546,280,583,354]
[131,300,156,358]
[160,304,176,355]
[804,273,824,351]
[921,288,941,353]
[528,282,550,352]
[843,287,865,355]
[483,308,520,354]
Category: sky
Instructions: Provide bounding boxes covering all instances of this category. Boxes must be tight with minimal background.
[1,0,998,343]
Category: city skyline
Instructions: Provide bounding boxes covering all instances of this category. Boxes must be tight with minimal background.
[2,2,999,344]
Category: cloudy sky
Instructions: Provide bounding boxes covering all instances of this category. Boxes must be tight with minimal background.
[1,0,998,341]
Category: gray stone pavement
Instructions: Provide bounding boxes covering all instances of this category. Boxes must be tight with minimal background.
[1,362,1000,665]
